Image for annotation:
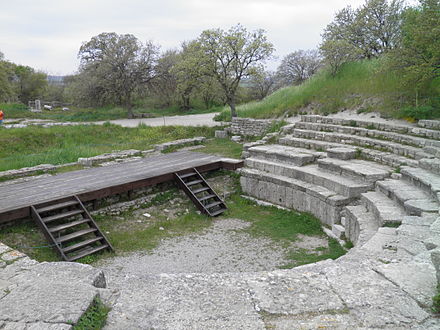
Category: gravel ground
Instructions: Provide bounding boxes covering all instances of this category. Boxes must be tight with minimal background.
[97,218,304,286]
[95,113,224,127]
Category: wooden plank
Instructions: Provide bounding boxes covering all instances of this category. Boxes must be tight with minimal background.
[0,152,239,224]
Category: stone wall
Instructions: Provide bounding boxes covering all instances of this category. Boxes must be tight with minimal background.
[230,118,274,137]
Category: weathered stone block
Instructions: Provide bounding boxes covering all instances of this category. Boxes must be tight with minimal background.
[215,130,228,138]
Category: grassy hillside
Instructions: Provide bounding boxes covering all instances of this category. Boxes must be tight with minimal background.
[215,59,440,121]
[0,103,221,122]
[0,124,216,171]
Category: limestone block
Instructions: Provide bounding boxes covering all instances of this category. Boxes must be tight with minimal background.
[326,147,357,160]
[215,130,228,138]
[332,224,345,239]
[78,157,93,167]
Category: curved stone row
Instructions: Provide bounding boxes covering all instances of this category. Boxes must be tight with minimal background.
[238,114,440,328]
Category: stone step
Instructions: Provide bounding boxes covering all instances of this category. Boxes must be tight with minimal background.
[401,166,440,202]
[290,121,440,149]
[278,135,419,168]
[240,167,351,225]
[247,144,324,166]
[376,179,439,216]
[423,146,440,158]
[344,205,379,246]
[361,191,407,226]
[332,224,345,239]
[326,147,357,160]
[300,115,440,140]
[419,158,440,175]
[418,119,440,130]
[317,158,391,183]
[290,128,428,160]
[245,158,371,198]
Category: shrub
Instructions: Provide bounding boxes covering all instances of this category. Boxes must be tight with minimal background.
[399,105,440,120]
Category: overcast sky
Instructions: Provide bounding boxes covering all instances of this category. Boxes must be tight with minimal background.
[0,0,370,75]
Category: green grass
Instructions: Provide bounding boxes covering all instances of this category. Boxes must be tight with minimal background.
[197,138,243,159]
[1,103,221,122]
[0,222,59,262]
[222,194,346,267]
[0,124,216,171]
[72,297,110,330]
[214,59,440,121]
[92,188,211,254]
[433,285,440,314]
[281,238,346,268]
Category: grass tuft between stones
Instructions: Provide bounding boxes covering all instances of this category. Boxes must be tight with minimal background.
[432,285,440,314]
[72,297,110,330]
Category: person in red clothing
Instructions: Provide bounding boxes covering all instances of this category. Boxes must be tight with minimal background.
[0,109,3,126]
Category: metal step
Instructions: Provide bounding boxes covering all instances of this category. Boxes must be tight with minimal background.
[186,179,204,186]
[31,195,113,262]
[192,187,210,194]
[56,228,97,244]
[67,244,109,262]
[175,168,227,217]
[49,218,90,233]
[205,201,222,209]
[198,194,216,202]
[62,237,104,254]
[42,209,84,223]
[179,172,197,179]
[36,200,79,213]
[210,208,226,217]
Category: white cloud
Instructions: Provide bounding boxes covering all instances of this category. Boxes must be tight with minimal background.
[0,0,369,74]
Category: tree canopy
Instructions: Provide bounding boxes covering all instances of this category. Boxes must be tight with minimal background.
[321,0,404,73]
[386,0,440,92]
[277,50,322,85]
[197,24,274,117]
[78,32,159,118]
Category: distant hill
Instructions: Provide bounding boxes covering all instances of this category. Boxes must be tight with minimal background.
[47,75,65,85]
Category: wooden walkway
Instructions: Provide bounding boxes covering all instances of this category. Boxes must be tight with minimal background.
[0,151,243,224]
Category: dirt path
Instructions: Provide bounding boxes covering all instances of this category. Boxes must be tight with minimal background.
[95,112,224,127]
[97,218,292,281]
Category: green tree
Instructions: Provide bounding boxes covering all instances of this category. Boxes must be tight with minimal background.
[78,32,159,118]
[277,50,322,86]
[386,0,440,101]
[172,41,206,111]
[320,40,361,76]
[248,68,276,100]
[321,0,404,72]
[13,65,47,104]
[0,52,16,102]
[151,49,179,107]
[197,24,274,117]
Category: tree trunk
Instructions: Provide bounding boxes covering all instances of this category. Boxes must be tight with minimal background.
[181,94,190,111]
[228,96,237,118]
[126,96,134,119]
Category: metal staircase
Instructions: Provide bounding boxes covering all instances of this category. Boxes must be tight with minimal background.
[175,169,227,217]
[31,195,113,261]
